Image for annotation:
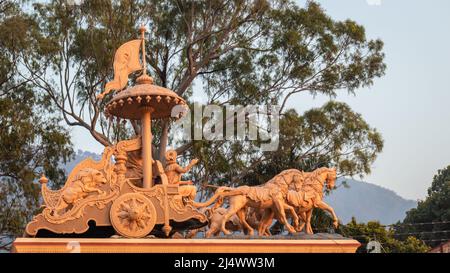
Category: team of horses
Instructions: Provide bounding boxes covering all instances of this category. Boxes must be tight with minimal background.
[192,167,339,237]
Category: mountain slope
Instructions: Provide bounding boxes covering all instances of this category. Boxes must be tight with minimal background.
[325,178,417,225]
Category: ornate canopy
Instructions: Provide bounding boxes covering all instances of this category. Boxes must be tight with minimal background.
[105,79,187,120]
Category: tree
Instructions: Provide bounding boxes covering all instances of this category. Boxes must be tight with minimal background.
[0,0,73,251]
[21,0,386,186]
[239,101,383,186]
[340,218,430,253]
[394,165,450,248]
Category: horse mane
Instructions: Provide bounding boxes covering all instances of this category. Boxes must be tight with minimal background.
[301,167,331,184]
[265,169,303,186]
[311,167,330,176]
[279,169,303,176]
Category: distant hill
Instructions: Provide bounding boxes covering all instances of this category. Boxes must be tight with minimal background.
[64,150,102,172]
[325,178,417,225]
[64,151,417,225]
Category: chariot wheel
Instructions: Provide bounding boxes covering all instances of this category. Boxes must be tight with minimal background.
[110,193,157,238]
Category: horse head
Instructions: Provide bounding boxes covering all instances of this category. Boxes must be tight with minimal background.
[324,167,337,190]
[313,167,337,190]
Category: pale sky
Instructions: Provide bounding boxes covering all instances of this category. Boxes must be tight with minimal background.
[72,0,450,200]
[287,0,450,200]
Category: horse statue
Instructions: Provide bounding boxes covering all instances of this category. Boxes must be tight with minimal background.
[257,167,338,235]
[193,169,305,236]
[293,167,338,233]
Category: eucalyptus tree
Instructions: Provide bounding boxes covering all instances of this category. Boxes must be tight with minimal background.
[23,0,386,190]
[0,0,73,249]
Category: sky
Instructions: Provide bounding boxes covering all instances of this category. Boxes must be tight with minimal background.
[72,0,450,200]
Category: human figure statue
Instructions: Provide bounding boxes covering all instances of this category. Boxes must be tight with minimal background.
[164,150,199,200]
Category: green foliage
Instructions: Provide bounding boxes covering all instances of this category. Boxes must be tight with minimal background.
[19,0,385,163]
[339,218,430,253]
[179,0,385,193]
[405,166,450,222]
[310,208,335,232]
[394,165,450,247]
[224,101,383,189]
[0,0,73,250]
[205,1,386,107]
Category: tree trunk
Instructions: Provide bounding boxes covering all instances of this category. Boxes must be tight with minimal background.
[91,130,112,147]
[158,119,169,165]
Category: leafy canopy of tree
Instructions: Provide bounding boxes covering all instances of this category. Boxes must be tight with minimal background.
[239,101,383,187]
[21,0,386,188]
[269,212,429,253]
[0,0,73,250]
[340,218,430,253]
[394,165,450,247]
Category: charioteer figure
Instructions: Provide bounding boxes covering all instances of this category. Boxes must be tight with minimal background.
[165,150,199,201]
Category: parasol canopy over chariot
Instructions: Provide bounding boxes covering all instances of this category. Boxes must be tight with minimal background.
[24,26,207,239]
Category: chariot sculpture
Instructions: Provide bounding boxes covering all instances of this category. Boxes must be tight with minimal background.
[24,26,340,240]
[25,26,207,238]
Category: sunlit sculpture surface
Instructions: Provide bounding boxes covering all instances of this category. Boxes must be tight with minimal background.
[193,167,338,237]
[22,27,344,245]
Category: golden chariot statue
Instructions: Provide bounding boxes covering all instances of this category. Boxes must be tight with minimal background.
[15,26,359,253]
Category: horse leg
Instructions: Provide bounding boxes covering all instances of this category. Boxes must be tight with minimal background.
[316,201,339,228]
[237,208,254,236]
[265,210,275,236]
[305,209,314,234]
[265,225,272,236]
[257,209,267,235]
[283,203,299,230]
[259,209,274,236]
[296,211,306,232]
[205,227,215,238]
[221,196,245,235]
[221,207,241,236]
[273,198,296,234]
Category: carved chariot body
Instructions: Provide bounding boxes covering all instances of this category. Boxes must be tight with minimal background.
[25,138,207,238]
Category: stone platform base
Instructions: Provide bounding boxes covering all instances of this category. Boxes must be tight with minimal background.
[12,237,360,253]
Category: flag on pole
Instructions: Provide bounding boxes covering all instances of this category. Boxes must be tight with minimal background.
[98,39,142,99]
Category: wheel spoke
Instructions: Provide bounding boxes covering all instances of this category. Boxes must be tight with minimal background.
[130,220,137,231]
[137,219,146,229]
[142,212,151,219]
[118,211,128,219]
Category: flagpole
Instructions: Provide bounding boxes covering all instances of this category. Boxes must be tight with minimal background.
[138,25,153,188]
[139,25,147,76]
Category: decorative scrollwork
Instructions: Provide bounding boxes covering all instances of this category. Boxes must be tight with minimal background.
[115,137,141,154]
[169,195,186,213]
